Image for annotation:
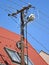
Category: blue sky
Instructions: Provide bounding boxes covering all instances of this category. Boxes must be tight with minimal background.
[0,0,49,54]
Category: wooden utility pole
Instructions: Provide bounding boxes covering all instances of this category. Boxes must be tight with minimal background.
[8,4,32,65]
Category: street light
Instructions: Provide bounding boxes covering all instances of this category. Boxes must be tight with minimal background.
[27,14,35,22]
[16,13,35,49]
[24,14,35,26]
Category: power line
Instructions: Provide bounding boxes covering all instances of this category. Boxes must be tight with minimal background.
[0,2,16,11]
[0,6,20,28]
[2,0,49,29]
[0,1,49,54]
[19,0,29,5]
[0,36,40,58]
[34,8,49,24]
[0,1,23,28]
[35,21,49,30]
[20,0,49,22]
[27,10,49,34]
[10,16,20,26]
[0,35,40,52]
[0,6,11,13]
[38,13,49,24]
[34,21,49,34]
[39,10,49,19]
[6,10,49,53]
[27,32,49,52]
[25,21,28,65]
[4,4,49,35]
[7,0,22,7]
[0,35,49,58]
[24,8,49,34]
[27,7,49,31]
[7,0,49,23]
[11,20,49,53]
[34,7,49,23]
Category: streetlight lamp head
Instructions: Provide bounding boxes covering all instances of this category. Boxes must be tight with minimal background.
[27,14,35,22]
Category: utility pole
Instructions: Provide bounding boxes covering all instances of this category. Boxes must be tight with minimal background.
[8,4,32,65]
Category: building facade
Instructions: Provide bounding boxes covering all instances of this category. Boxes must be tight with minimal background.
[39,51,49,65]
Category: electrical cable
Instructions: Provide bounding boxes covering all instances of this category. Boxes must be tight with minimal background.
[35,8,49,24]
[35,21,49,30]
[8,0,49,30]
[0,27,49,53]
[8,11,49,53]
[28,7,49,31]
[0,6,20,28]
[18,0,49,28]
[0,35,47,54]
[0,2,16,11]
[25,21,28,65]
[0,35,39,53]
[7,0,49,22]
[0,1,21,28]
[0,3,17,16]
[9,0,49,32]
[7,0,22,7]
[19,0,28,5]
[0,0,48,53]
[27,32,49,52]
[19,0,49,21]
[0,6,11,13]
[10,16,20,26]
[32,20,49,34]
[0,30,49,52]
[27,7,49,34]
[8,3,49,35]
[6,9,49,53]
[39,10,49,19]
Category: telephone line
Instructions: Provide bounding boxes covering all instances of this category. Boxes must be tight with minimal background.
[35,21,49,30]
[0,2,16,11]
[3,7,49,52]
[0,35,43,53]
[39,10,49,19]
[0,7,19,27]
[2,7,49,52]
[7,0,22,7]
[19,0,49,22]
[1,6,48,51]
[0,32,49,52]
[34,21,49,34]
[0,33,49,53]
[0,6,11,13]
[20,0,49,21]
[19,0,28,4]
[5,0,49,29]
[38,13,49,24]
[27,7,49,31]
[35,8,49,24]
[27,32,49,52]
[7,0,49,23]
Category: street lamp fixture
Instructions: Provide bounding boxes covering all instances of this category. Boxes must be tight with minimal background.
[27,14,35,22]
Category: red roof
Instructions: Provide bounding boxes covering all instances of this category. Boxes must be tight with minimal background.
[0,27,48,65]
